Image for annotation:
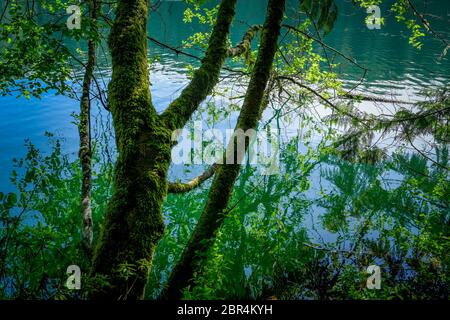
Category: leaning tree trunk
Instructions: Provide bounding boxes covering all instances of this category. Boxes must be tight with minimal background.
[163,0,286,300]
[89,0,166,300]
[90,0,238,300]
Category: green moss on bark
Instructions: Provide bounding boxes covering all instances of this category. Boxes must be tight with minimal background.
[161,0,238,132]
[90,0,239,300]
[90,0,169,299]
[163,0,286,300]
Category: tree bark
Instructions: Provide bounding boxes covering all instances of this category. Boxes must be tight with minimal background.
[163,0,286,300]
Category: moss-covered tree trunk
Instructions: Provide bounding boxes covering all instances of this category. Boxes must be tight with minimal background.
[163,0,286,300]
[90,0,238,299]
[79,0,99,255]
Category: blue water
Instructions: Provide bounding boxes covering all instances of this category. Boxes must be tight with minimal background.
[0,0,449,192]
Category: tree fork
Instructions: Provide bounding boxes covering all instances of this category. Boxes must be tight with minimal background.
[79,0,99,256]
[90,0,238,300]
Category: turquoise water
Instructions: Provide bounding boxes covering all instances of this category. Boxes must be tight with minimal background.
[0,0,449,191]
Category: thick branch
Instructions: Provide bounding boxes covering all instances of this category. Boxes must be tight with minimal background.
[168,164,218,194]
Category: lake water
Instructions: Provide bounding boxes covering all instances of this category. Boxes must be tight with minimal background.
[0,0,449,192]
